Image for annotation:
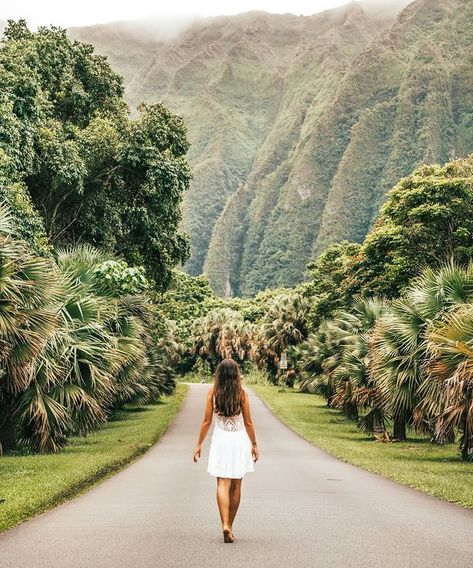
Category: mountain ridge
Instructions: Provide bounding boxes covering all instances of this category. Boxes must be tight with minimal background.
[68,0,473,295]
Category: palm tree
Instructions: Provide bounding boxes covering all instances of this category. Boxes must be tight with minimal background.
[191,308,256,369]
[260,293,309,352]
[54,245,175,426]
[327,298,385,421]
[370,299,426,440]
[8,240,176,452]
[15,246,124,450]
[299,297,386,428]
[0,204,60,452]
[370,263,473,441]
[426,307,473,460]
[258,293,309,383]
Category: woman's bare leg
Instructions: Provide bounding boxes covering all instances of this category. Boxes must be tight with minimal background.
[229,478,242,536]
[216,478,233,542]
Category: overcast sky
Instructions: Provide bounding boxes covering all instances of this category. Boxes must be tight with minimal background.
[2,0,359,29]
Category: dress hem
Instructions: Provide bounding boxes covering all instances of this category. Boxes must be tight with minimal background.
[207,469,254,479]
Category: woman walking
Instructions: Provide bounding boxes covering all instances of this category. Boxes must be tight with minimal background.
[193,358,259,543]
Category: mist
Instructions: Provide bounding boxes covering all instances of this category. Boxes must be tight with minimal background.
[69,14,202,43]
[68,0,413,45]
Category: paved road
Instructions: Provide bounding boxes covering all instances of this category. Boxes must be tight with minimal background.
[1,384,472,567]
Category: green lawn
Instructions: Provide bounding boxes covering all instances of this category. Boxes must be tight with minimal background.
[252,383,473,508]
[0,383,187,532]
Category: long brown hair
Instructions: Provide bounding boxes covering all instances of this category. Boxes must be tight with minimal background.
[212,358,244,416]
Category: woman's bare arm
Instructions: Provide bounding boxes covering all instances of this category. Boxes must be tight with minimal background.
[242,390,259,462]
[193,388,214,462]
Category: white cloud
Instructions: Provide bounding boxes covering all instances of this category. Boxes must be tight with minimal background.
[2,0,356,29]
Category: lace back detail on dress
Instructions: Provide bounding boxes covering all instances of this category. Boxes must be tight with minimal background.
[215,412,244,432]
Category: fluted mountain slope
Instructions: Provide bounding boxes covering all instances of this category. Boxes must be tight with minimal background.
[70,0,473,295]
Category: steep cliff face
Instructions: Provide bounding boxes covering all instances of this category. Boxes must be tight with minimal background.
[205,3,392,296]
[70,0,473,296]
[311,0,467,256]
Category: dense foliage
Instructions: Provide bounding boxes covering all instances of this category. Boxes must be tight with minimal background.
[303,241,361,328]
[297,156,473,312]
[299,265,473,460]
[0,21,190,290]
[0,210,175,453]
[0,22,190,453]
[345,158,473,298]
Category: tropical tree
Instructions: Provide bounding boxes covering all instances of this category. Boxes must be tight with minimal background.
[303,241,360,330]
[0,21,191,290]
[256,293,309,382]
[299,297,386,425]
[191,308,256,370]
[0,226,176,452]
[344,156,473,299]
[370,299,426,440]
[0,205,60,452]
[298,322,336,399]
[331,298,386,422]
[370,263,473,441]
[427,308,473,460]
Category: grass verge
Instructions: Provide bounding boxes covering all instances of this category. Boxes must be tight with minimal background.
[252,383,473,508]
[0,383,187,532]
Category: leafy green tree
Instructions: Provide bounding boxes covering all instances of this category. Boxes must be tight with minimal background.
[93,259,148,296]
[155,271,215,337]
[303,241,360,330]
[114,102,190,286]
[0,21,190,290]
[0,149,49,252]
[344,157,473,298]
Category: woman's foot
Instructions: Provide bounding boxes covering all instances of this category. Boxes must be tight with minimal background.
[222,527,234,543]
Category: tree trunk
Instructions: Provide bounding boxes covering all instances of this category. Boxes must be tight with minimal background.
[460,410,473,461]
[0,400,16,453]
[343,403,359,421]
[373,412,386,436]
[327,390,335,407]
[393,417,406,441]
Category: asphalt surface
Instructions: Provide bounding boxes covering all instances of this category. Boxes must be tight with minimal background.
[1,383,472,567]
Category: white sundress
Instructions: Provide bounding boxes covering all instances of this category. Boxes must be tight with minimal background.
[207,402,255,479]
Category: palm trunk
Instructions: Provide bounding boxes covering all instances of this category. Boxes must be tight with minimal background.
[373,412,386,436]
[343,403,359,421]
[393,417,406,441]
[460,409,473,461]
[0,400,16,453]
[327,388,336,407]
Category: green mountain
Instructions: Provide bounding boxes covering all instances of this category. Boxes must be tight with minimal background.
[70,0,473,296]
